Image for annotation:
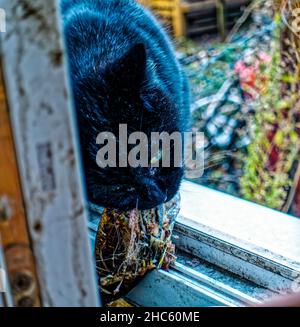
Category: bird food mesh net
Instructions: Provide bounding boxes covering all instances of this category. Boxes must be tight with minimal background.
[95,193,181,303]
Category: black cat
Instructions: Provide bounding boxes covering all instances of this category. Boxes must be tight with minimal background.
[61,0,190,210]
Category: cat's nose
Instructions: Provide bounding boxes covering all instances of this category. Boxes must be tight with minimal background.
[136,178,167,206]
[146,187,167,204]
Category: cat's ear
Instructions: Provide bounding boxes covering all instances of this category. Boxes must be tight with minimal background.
[107,43,146,90]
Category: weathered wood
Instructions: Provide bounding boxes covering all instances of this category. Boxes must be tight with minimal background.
[173,0,186,38]
[140,0,248,38]
[139,0,186,37]
[0,0,99,307]
[0,67,41,307]
[216,0,226,41]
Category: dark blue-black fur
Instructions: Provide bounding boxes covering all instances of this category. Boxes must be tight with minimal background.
[61,0,190,210]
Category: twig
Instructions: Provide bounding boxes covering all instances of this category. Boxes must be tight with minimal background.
[226,0,264,43]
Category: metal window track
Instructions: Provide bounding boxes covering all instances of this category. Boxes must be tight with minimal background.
[125,262,262,307]
[88,220,267,307]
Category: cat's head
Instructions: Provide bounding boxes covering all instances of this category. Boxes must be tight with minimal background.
[72,44,185,210]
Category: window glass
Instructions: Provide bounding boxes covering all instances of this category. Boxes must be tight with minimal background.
[141,0,300,218]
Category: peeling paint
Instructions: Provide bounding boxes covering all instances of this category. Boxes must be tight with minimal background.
[0,196,13,222]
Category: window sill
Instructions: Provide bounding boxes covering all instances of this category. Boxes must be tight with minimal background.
[87,180,300,305]
[176,181,300,292]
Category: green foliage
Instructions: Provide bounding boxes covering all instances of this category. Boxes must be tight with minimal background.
[240,15,300,210]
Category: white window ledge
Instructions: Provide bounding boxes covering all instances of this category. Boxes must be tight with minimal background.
[177,181,300,292]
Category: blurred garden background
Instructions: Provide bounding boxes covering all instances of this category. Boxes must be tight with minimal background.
[138,0,300,218]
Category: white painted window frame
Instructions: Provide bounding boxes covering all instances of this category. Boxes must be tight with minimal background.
[174,181,300,293]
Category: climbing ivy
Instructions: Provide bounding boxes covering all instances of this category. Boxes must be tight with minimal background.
[241,14,300,210]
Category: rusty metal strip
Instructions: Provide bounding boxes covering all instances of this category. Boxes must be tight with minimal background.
[0,67,40,307]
